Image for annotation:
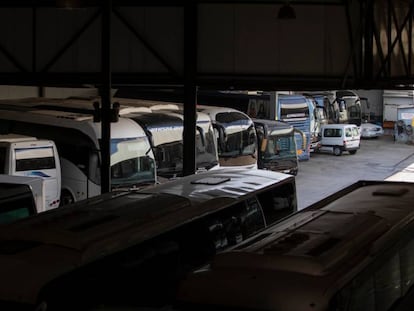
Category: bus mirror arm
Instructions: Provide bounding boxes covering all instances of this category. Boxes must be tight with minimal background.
[196,126,205,147]
[294,128,307,150]
[111,102,120,123]
[93,101,101,123]
[213,123,226,151]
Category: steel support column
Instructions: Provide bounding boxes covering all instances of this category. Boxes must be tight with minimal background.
[363,0,374,81]
[183,3,197,176]
[100,0,112,193]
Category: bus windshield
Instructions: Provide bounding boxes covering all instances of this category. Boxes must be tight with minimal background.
[216,112,256,157]
[315,107,328,123]
[280,103,309,120]
[110,137,156,187]
[153,127,218,177]
[264,133,296,160]
[154,141,183,178]
[196,126,219,170]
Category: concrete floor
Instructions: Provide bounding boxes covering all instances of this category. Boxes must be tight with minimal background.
[295,134,414,210]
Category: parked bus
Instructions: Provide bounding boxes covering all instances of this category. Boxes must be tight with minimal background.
[125,110,219,180]
[0,134,61,210]
[333,90,362,126]
[253,119,301,175]
[0,107,157,205]
[8,97,220,180]
[302,92,341,124]
[276,94,313,160]
[107,96,257,170]
[0,167,297,310]
[177,180,414,311]
[311,90,362,125]
[198,105,257,169]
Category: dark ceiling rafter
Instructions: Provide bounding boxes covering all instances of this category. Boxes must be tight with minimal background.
[0,0,345,8]
[0,42,28,72]
[342,0,358,88]
[374,0,414,81]
[0,0,412,90]
[41,8,101,72]
[390,2,409,75]
[112,8,179,77]
[409,0,413,74]
[372,20,387,76]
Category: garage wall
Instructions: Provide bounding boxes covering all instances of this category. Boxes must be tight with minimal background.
[0,4,358,78]
[198,4,354,76]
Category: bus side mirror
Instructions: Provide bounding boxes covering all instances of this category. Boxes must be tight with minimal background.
[213,124,226,152]
[196,126,206,148]
[111,102,120,123]
[339,99,346,112]
[93,101,101,123]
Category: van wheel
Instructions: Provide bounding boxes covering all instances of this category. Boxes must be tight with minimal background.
[333,146,342,156]
[60,190,74,206]
[349,150,357,155]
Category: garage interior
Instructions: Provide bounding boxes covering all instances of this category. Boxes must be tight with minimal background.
[0,1,413,310]
[0,0,413,190]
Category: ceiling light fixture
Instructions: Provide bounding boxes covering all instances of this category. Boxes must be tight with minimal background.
[278,3,296,20]
[56,0,83,9]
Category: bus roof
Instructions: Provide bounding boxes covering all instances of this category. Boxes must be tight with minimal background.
[0,133,37,143]
[127,112,184,146]
[0,168,294,305]
[113,97,181,111]
[177,180,414,311]
[0,108,148,140]
[253,119,293,130]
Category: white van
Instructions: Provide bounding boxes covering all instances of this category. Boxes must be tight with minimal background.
[316,124,360,156]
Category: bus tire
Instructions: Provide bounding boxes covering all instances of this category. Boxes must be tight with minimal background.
[349,150,357,155]
[60,190,75,206]
[333,146,342,156]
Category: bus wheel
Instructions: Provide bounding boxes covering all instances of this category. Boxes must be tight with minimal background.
[60,190,74,206]
[333,146,342,156]
[349,150,357,155]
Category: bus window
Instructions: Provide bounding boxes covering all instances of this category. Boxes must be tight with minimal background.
[334,253,402,311]
[0,147,5,174]
[202,199,266,253]
[14,146,56,172]
[257,182,296,225]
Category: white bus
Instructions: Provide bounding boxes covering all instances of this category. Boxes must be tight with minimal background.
[197,105,258,169]
[116,99,257,170]
[0,134,61,210]
[177,180,414,311]
[0,167,297,310]
[0,108,157,205]
[1,97,220,180]
[126,110,219,180]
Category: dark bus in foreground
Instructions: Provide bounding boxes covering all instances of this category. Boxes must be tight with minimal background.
[177,180,414,311]
[0,168,296,310]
